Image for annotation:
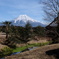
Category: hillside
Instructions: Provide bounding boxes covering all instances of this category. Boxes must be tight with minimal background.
[5,44,59,59]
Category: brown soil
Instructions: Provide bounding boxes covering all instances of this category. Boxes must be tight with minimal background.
[5,44,59,59]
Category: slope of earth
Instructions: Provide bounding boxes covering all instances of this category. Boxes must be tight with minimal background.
[5,44,59,59]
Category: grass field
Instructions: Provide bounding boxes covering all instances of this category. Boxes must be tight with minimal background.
[5,43,59,59]
[13,41,51,52]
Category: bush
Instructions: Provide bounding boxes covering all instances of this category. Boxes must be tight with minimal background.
[0,47,13,58]
[10,44,17,49]
[33,26,45,37]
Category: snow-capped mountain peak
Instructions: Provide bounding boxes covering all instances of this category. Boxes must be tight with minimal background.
[12,15,45,27]
[14,15,38,23]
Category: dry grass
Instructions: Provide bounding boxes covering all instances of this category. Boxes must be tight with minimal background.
[5,44,59,59]
[16,37,51,47]
[0,44,8,50]
[0,32,7,50]
[27,40,48,44]
[0,32,6,44]
[0,33,59,59]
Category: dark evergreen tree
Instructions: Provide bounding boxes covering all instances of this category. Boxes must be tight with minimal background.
[3,21,11,39]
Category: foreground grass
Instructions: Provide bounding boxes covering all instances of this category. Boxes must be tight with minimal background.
[0,41,51,58]
[13,41,51,52]
[5,43,59,59]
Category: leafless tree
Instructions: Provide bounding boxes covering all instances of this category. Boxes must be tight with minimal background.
[43,0,59,21]
[43,0,59,43]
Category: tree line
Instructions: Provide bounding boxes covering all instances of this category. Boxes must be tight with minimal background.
[0,21,45,48]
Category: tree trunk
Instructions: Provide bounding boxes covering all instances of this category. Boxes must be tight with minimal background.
[6,32,8,39]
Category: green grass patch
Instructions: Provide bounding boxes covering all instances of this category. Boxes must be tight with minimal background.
[13,46,27,52]
[0,41,51,58]
[13,41,51,53]
[0,47,13,58]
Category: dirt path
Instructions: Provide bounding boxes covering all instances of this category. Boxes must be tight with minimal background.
[5,44,59,59]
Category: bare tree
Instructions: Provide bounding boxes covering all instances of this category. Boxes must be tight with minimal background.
[43,0,59,43]
[43,0,59,21]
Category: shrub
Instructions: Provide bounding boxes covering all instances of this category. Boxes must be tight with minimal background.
[0,47,13,58]
[10,44,17,49]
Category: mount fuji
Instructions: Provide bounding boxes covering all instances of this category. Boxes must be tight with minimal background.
[11,15,45,27]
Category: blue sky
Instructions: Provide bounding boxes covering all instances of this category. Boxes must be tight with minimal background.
[0,0,49,24]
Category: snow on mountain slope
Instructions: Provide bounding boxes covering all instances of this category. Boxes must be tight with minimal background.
[12,15,45,27]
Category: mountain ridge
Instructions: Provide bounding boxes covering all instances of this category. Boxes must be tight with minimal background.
[11,15,46,27]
